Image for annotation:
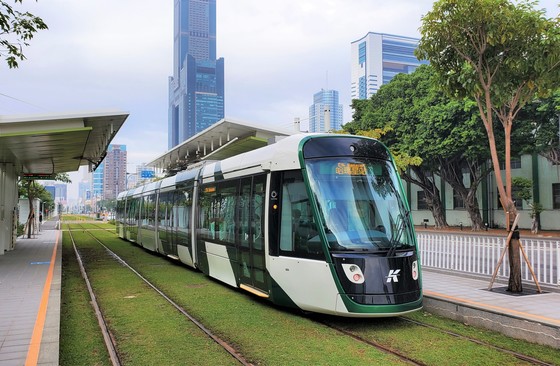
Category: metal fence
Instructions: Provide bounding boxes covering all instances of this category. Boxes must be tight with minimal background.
[417,233,560,288]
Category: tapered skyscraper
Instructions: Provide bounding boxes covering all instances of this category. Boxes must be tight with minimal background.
[168,0,225,149]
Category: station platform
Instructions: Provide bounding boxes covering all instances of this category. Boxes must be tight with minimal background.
[0,220,60,366]
[0,223,558,366]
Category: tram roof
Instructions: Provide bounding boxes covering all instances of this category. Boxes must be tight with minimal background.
[148,118,294,175]
[0,110,128,176]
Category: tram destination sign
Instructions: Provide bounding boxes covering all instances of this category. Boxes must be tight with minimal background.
[22,173,55,180]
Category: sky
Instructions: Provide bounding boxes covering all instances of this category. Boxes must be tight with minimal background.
[1,0,559,201]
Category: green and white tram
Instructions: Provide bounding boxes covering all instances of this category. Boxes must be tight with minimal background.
[116,134,422,317]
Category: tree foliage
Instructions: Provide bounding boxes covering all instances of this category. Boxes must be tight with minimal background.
[0,0,47,68]
[19,173,70,237]
[346,65,492,228]
[416,0,560,292]
[416,0,560,215]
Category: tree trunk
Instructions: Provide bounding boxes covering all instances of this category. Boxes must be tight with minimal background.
[437,159,490,230]
[27,201,34,238]
[26,180,36,239]
[507,211,523,292]
[403,168,448,228]
[507,237,523,292]
[465,191,484,230]
[422,190,447,228]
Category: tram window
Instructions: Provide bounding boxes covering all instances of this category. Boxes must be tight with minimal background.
[239,179,251,248]
[199,181,238,244]
[128,198,138,225]
[175,190,191,230]
[173,189,191,246]
[276,171,323,260]
[142,194,156,227]
[158,192,169,226]
[252,176,266,250]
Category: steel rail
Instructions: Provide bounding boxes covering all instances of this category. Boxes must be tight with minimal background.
[83,228,253,366]
[66,225,122,366]
[400,317,556,366]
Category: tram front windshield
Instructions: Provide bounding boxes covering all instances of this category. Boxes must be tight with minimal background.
[305,158,414,252]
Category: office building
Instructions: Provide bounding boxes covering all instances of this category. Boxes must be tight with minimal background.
[92,162,104,200]
[103,144,127,200]
[308,89,343,132]
[92,144,127,201]
[168,0,225,149]
[351,32,427,100]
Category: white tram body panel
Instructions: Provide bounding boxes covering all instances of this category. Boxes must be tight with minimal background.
[268,256,343,315]
[204,242,238,287]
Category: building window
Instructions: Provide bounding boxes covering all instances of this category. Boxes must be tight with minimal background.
[417,191,428,210]
[497,188,523,209]
[500,158,521,169]
[553,183,560,209]
[358,41,366,64]
[453,190,465,209]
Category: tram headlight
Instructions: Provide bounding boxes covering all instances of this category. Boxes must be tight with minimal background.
[341,263,365,284]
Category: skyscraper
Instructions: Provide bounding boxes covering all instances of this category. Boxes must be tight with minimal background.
[351,32,427,100]
[168,0,225,149]
[308,89,343,133]
[103,144,127,200]
[92,144,127,201]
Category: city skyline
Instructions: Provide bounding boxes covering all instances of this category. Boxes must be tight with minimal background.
[168,0,225,148]
[1,0,559,201]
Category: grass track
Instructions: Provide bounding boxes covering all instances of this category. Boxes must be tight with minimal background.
[61,224,560,365]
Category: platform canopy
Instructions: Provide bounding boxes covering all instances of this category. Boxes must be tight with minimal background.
[148,118,294,175]
[0,110,129,177]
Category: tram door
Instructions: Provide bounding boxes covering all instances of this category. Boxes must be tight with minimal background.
[238,175,267,292]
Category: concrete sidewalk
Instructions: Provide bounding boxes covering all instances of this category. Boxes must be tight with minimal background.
[423,269,560,348]
[0,221,60,366]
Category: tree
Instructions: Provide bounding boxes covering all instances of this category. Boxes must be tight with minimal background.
[346,65,492,229]
[416,0,560,292]
[1,0,47,68]
[19,173,70,238]
[518,90,560,164]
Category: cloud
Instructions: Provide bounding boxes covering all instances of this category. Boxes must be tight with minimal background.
[2,0,559,176]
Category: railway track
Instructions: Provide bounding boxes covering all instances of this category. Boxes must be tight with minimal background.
[67,224,253,366]
[318,320,429,366]
[65,224,558,366]
[398,317,556,366]
[318,316,557,366]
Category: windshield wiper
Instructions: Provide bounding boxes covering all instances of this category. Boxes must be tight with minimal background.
[388,211,410,257]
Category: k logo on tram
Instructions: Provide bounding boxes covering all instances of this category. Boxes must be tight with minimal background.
[386,269,401,283]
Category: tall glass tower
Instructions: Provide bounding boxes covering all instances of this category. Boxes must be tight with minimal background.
[308,89,343,133]
[350,32,427,100]
[168,0,225,149]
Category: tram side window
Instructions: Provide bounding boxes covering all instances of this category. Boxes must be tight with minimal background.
[175,189,191,232]
[277,171,323,260]
[252,176,265,250]
[239,176,266,250]
[116,200,123,222]
[199,182,238,244]
[158,192,170,226]
[142,194,156,227]
[127,198,137,226]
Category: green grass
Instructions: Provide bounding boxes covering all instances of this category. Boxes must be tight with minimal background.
[59,230,111,366]
[60,214,91,222]
[61,224,560,366]
[61,229,239,366]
